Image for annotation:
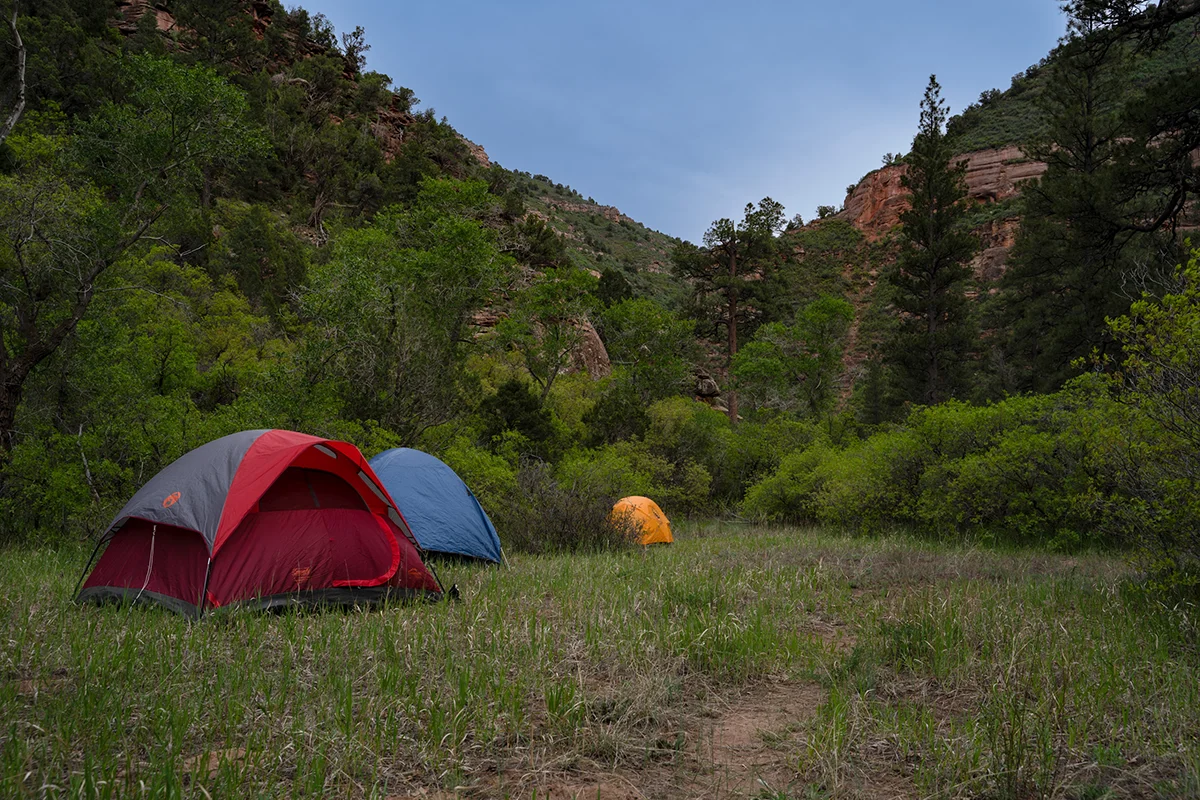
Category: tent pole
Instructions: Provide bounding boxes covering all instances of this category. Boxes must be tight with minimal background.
[71,534,108,600]
[424,553,447,595]
[197,557,213,619]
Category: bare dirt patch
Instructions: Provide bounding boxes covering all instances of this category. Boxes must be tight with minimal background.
[532,776,646,799]
[182,746,247,779]
[689,680,824,798]
[807,617,859,653]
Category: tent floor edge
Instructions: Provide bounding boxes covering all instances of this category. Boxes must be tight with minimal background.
[218,586,444,614]
[77,585,443,617]
[76,586,200,619]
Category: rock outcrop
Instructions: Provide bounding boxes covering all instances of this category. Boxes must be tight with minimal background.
[114,0,176,35]
[840,146,1046,240]
[545,199,632,224]
[971,216,1022,284]
[115,1,276,39]
[570,318,612,379]
[463,137,491,168]
[837,146,1047,280]
[839,166,907,240]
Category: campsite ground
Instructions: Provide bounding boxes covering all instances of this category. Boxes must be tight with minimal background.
[1,524,1198,799]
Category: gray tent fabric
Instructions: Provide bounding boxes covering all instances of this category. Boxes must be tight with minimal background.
[105,429,267,550]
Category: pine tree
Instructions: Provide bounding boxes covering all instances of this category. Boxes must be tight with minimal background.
[884,76,978,407]
[997,7,1191,392]
[672,198,786,423]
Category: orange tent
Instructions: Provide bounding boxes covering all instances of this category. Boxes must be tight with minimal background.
[612,496,673,545]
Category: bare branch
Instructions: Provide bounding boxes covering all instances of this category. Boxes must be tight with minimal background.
[0,4,25,146]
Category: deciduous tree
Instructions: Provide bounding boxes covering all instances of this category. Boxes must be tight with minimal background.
[0,55,262,451]
[733,295,853,417]
[497,266,599,400]
[303,178,513,442]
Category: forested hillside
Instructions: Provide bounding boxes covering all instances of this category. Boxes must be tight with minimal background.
[1,0,1198,594]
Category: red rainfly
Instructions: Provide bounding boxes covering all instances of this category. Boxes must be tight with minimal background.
[77,430,442,616]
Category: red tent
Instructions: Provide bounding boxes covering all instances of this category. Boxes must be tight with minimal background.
[77,430,442,616]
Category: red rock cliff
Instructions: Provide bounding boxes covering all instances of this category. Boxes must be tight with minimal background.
[837,146,1046,279]
[840,147,1046,237]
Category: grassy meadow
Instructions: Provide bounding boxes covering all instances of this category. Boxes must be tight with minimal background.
[2,525,1198,799]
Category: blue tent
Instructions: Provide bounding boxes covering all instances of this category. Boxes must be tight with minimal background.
[369,448,503,564]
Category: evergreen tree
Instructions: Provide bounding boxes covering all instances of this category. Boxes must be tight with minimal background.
[997,7,1191,392]
[884,76,977,407]
[672,197,786,423]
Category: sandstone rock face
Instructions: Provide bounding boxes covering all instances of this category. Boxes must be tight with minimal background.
[371,98,415,163]
[838,146,1048,280]
[114,0,176,35]
[971,216,1022,284]
[839,165,907,240]
[546,200,631,224]
[840,147,1047,240]
[963,145,1047,202]
[570,318,612,379]
[115,1,274,39]
[462,137,491,168]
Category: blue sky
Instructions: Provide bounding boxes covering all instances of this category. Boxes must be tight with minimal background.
[299,1,1067,242]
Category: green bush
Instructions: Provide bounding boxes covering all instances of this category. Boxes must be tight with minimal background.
[911,386,1122,546]
[740,378,1127,547]
[741,438,833,522]
[437,438,519,514]
[715,416,821,504]
[811,427,926,529]
[488,461,638,555]
[557,440,711,518]
[556,445,655,500]
[1105,248,1200,594]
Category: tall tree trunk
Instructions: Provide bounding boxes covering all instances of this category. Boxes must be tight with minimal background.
[926,275,939,404]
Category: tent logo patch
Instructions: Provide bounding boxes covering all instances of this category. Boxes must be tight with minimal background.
[292,567,312,588]
[162,492,181,508]
[408,567,423,580]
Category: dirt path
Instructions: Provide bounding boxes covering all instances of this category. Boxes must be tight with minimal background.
[687,680,824,798]
[493,681,825,799]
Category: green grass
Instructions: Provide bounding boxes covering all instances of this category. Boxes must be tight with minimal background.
[2,527,1197,798]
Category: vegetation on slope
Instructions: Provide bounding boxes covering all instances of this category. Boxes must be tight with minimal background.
[946,13,1199,151]
[509,171,686,307]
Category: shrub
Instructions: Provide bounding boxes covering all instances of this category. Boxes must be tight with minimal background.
[811,427,926,529]
[715,416,821,504]
[741,438,833,522]
[1106,248,1200,594]
[739,379,1128,547]
[556,445,655,500]
[488,461,639,555]
[557,440,711,518]
[583,375,650,446]
[437,438,518,513]
[479,378,554,457]
[643,396,729,469]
